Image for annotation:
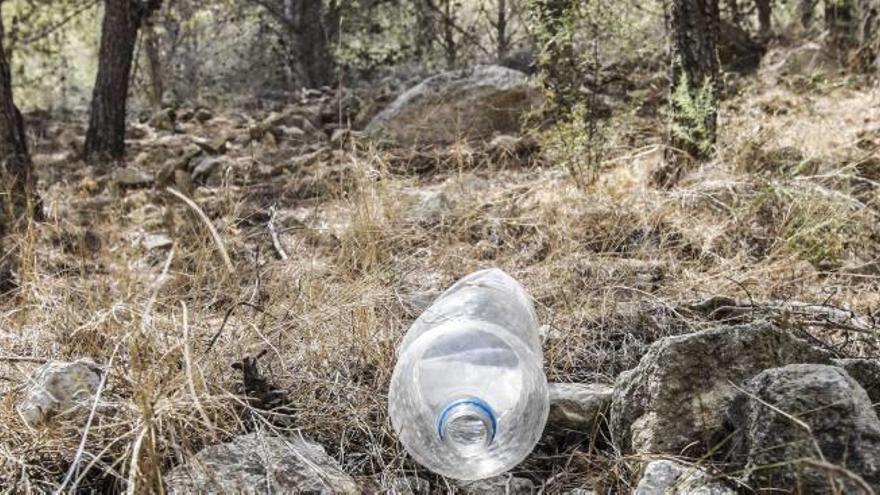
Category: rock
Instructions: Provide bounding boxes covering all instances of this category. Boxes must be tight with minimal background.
[761,42,840,79]
[548,382,613,434]
[366,65,541,145]
[408,190,454,223]
[190,135,228,155]
[17,359,103,427]
[330,128,350,146]
[610,322,830,457]
[142,233,173,250]
[634,460,734,495]
[455,475,536,495]
[165,432,359,494]
[727,364,880,493]
[280,125,307,144]
[190,156,227,185]
[149,108,176,131]
[114,167,155,188]
[174,169,194,194]
[498,48,536,75]
[834,358,880,409]
[127,123,151,140]
[194,107,214,123]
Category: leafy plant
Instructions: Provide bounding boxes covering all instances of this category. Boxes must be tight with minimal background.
[669,74,718,157]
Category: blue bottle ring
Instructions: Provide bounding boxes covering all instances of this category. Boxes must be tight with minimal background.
[436,397,497,444]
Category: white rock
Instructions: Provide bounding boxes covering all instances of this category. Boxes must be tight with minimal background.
[548,382,613,433]
[165,432,359,494]
[18,359,103,428]
[142,233,173,250]
[635,460,734,495]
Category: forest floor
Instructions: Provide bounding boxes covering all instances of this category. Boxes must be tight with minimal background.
[1,41,879,493]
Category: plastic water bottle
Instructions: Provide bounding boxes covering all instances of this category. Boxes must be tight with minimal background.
[388,268,549,480]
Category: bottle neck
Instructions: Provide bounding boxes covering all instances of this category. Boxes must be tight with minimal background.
[437,398,497,454]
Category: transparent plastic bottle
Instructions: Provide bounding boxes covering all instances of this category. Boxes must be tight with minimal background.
[388,268,549,480]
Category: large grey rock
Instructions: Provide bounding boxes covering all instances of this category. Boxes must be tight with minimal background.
[455,475,536,494]
[634,460,734,495]
[727,364,880,493]
[17,359,103,427]
[165,432,358,494]
[115,167,155,188]
[407,190,454,224]
[189,155,227,185]
[547,382,613,433]
[610,322,830,457]
[834,358,880,409]
[366,65,540,145]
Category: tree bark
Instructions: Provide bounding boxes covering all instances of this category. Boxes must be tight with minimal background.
[496,0,510,60]
[532,0,579,109]
[0,5,35,233]
[414,0,435,58]
[667,0,721,161]
[726,0,741,25]
[826,0,857,47]
[757,0,772,38]
[442,0,457,69]
[143,20,164,110]
[297,0,336,88]
[83,0,161,164]
[858,0,880,69]
[251,0,336,88]
[859,0,880,43]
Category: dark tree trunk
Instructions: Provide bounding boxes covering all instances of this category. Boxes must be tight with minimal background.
[532,0,579,109]
[757,0,772,37]
[442,0,457,69]
[826,0,857,47]
[296,0,336,88]
[0,5,35,233]
[496,0,510,60]
[859,0,880,43]
[801,0,818,27]
[726,0,741,25]
[414,0,435,58]
[255,0,336,88]
[84,0,160,164]
[144,20,164,110]
[858,0,880,69]
[667,0,721,161]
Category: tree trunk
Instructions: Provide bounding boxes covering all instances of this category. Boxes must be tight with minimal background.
[667,0,721,161]
[84,0,161,164]
[532,0,579,109]
[442,0,457,69]
[496,0,510,60]
[826,0,857,47]
[859,0,880,43]
[757,0,772,38]
[297,0,336,88]
[801,0,818,27]
[414,0,435,58]
[726,0,741,25]
[0,5,35,233]
[858,0,880,69]
[144,20,164,110]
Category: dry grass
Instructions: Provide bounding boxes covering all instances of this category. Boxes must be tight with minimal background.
[1,52,880,494]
